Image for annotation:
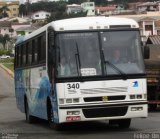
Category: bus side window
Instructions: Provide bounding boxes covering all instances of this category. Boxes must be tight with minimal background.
[41,33,46,63]
[35,39,38,63]
[48,30,55,83]
[38,36,41,63]
[28,41,32,65]
[32,40,35,64]
[18,46,21,67]
[23,44,26,66]
[15,46,18,68]
[48,31,55,64]
[20,45,23,66]
[37,33,46,63]
[26,43,28,65]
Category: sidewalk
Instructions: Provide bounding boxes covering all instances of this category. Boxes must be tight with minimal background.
[0,63,14,78]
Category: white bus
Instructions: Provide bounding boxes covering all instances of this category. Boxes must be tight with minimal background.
[14,16,148,130]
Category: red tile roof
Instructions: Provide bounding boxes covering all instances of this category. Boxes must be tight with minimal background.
[96,6,116,12]
[0,21,11,28]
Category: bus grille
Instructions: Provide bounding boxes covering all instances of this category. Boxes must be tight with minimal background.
[82,106,128,118]
[80,87,127,94]
[84,95,126,102]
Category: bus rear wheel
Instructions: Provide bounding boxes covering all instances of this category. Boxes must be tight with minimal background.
[48,103,61,130]
[25,100,35,123]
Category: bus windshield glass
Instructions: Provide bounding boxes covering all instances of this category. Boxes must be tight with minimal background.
[56,32,102,77]
[101,31,145,75]
[56,31,145,78]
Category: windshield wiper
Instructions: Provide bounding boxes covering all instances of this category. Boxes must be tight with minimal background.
[105,60,127,80]
[102,50,127,80]
[75,42,82,77]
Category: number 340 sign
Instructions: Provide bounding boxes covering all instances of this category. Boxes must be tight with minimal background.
[67,83,80,90]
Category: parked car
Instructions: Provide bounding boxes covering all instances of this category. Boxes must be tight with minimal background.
[0,55,10,59]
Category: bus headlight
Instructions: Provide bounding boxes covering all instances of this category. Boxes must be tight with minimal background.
[130,94,143,99]
[66,99,72,103]
[73,98,79,103]
[130,95,136,99]
[137,95,142,99]
[59,99,64,104]
[144,94,147,100]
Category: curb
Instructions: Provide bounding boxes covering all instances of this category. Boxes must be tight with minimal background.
[0,63,14,78]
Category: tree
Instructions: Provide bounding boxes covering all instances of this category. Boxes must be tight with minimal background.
[0,6,10,18]
[25,1,67,14]
[68,0,86,4]
[47,11,87,23]
[0,34,3,48]
[0,34,10,49]
[94,0,107,6]
[19,4,27,17]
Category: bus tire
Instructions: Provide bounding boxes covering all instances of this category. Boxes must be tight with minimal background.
[25,99,35,123]
[118,119,131,129]
[48,102,61,130]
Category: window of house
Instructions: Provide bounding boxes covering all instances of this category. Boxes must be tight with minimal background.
[35,15,39,17]
[46,14,49,17]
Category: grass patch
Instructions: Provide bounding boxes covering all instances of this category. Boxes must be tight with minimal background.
[0,58,14,63]
[2,63,14,72]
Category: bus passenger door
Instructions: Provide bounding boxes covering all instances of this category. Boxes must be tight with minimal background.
[48,30,55,89]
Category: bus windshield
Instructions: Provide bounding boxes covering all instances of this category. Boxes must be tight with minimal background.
[101,31,144,75]
[55,31,145,78]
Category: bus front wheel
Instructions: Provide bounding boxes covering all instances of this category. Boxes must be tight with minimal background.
[48,103,61,130]
[25,100,35,123]
[118,119,131,128]
[109,119,131,128]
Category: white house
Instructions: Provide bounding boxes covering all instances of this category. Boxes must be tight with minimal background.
[81,2,95,16]
[31,11,51,21]
[66,4,83,14]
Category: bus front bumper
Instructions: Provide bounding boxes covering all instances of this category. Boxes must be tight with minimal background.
[57,101,148,123]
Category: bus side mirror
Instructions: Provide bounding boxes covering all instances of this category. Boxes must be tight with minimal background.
[144,45,150,59]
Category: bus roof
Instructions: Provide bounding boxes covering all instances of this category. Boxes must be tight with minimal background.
[16,16,139,45]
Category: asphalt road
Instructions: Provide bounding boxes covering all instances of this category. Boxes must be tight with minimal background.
[0,67,160,139]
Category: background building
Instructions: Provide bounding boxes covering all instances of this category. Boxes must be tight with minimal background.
[81,2,95,16]
[31,11,51,21]
[66,4,82,14]
[0,1,19,17]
